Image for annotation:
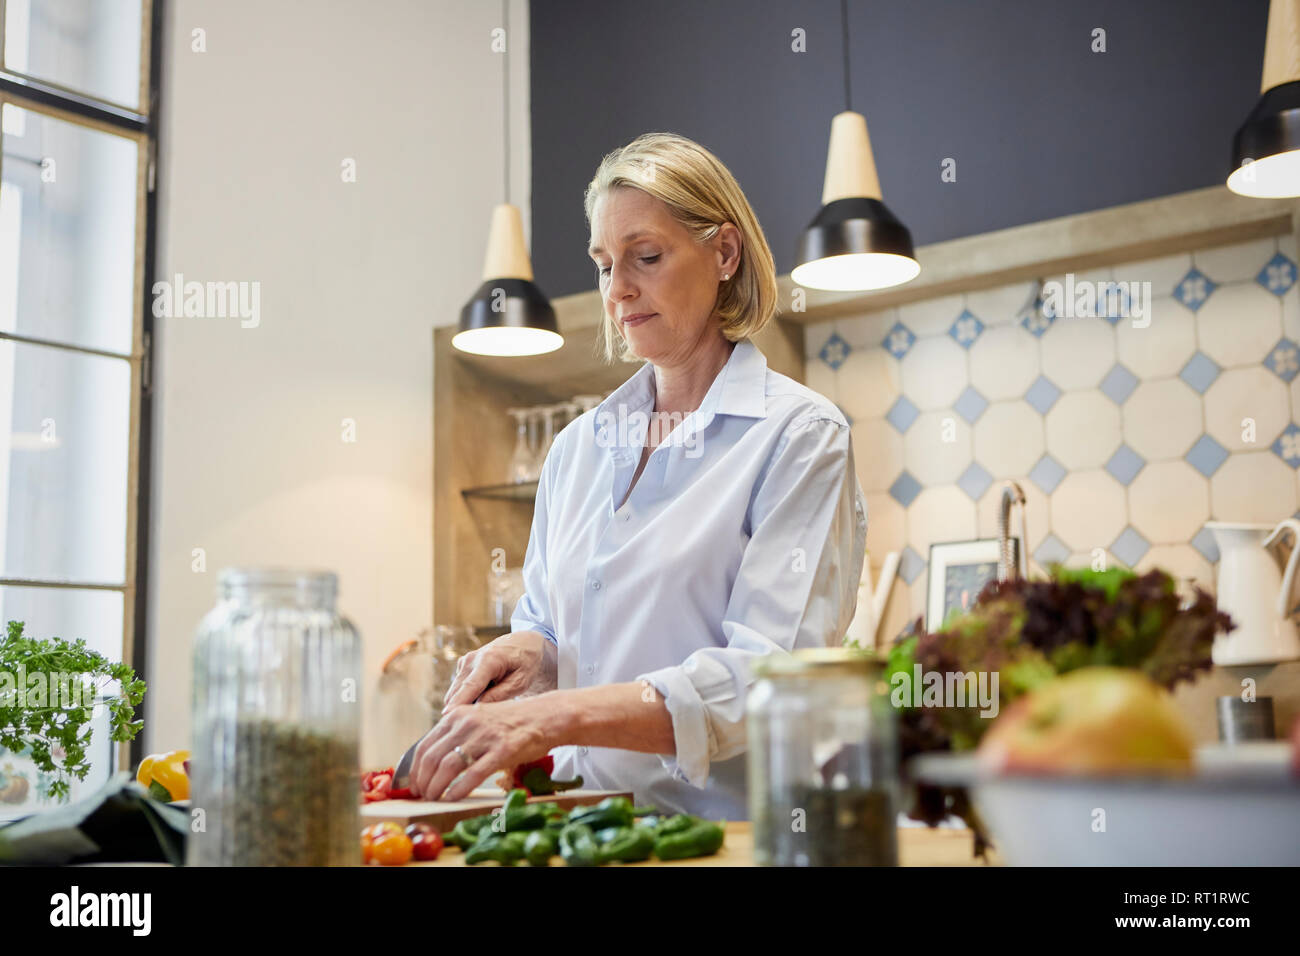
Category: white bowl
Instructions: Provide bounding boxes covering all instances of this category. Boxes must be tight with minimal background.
[910,743,1300,866]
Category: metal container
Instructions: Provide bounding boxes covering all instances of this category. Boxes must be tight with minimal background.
[747,647,898,866]
[187,569,361,866]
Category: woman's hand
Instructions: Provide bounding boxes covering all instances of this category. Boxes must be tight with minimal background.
[409,697,554,801]
[443,629,556,708]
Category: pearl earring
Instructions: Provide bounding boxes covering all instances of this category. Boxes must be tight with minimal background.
[722,273,729,281]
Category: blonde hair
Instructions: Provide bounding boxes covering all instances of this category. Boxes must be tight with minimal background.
[583,132,779,364]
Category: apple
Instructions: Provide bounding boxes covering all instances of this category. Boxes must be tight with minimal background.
[977,667,1194,775]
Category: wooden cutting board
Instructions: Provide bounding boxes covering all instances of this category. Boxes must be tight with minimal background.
[361,789,633,831]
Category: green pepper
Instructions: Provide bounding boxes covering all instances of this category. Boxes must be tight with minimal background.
[524,828,558,866]
[593,825,624,844]
[655,813,700,837]
[567,796,634,831]
[630,805,658,817]
[653,820,725,861]
[596,825,656,864]
[558,822,599,867]
[465,830,529,865]
[445,813,494,849]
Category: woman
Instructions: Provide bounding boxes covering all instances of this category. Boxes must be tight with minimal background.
[410,132,868,819]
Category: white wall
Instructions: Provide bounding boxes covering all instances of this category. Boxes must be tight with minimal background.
[149,0,532,767]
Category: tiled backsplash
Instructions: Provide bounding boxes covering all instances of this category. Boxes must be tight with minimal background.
[804,234,1300,648]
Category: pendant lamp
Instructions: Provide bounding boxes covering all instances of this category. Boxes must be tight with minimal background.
[454,0,562,356]
[1228,0,1300,198]
[792,0,920,291]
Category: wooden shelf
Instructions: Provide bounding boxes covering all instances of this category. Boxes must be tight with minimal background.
[461,480,539,502]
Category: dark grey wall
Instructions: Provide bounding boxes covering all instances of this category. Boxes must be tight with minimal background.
[529,0,1270,299]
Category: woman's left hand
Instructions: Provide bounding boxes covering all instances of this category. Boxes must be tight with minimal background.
[409,697,554,802]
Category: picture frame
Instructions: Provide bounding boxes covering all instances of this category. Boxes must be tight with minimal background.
[926,538,1019,633]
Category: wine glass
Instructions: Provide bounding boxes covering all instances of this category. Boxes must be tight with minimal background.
[506,408,532,484]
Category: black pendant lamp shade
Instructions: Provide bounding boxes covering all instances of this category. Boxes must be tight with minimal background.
[1229,80,1300,198]
[1227,0,1300,198]
[455,276,561,357]
[794,196,918,291]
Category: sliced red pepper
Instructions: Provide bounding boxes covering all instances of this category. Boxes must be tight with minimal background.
[361,767,394,802]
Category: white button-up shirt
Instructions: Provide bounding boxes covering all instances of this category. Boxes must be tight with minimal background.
[511,337,868,819]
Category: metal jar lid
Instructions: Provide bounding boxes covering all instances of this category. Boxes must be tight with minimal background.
[751,646,885,678]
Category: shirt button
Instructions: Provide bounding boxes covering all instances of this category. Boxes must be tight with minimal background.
[585,663,595,674]
[591,579,601,590]
[579,747,589,755]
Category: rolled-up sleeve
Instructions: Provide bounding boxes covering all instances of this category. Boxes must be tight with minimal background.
[635,412,869,787]
[510,439,559,647]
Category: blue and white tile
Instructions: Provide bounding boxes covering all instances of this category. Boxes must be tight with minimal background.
[1099,362,1139,404]
[1196,281,1282,367]
[969,323,1041,401]
[1028,452,1068,494]
[906,486,978,557]
[1264,337,1300,383]
[903,410,973,486]
[1273,422,1300,469]
[1105,443,1146,485]
[1203,367,1289,452]
[1032,532,1072,568]
[1045,391,1122,469]
[889,469,924,508]
[953,385,989,424]
[1191,525,1221,564]
[897,545,927,585]
[836,346,903,421]
[1255,250,1298,297]
[1115,296,1197,379]
[803,349,837,403]
[1050,469,1128,553]
[900,335,969,410]
[1040,316,1116,390]
[1173,267,1217,312]
[1112,251,1192,298]
[1185,434,1230,478]
[882,321,917,358]
[817,330,851,370]
[1109,525,1151,568]
[1127,460,1210,544]
[898,294,966,338]
[805,319,835,359]
[956,461,994,501]
[1210,451,1299,521]
[1122,379,1203,462]
[1284,283,1300,344]
[1024,374,1063,414]
[1179,351,1221,394]
[1194,237,1276,284]
[885,394,921,433]
[851,418,904,492]
[948,309,985,349]
[973,400,1045,477]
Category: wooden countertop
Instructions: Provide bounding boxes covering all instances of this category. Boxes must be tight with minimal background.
[408,822,1001,867]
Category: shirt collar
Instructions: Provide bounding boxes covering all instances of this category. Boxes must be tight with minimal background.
[590,338,768,443]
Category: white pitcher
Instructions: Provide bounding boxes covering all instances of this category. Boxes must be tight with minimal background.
[1206,520,1300,665]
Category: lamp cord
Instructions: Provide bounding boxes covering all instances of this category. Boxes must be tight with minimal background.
[502,0,510,204]
[841,0,852,112]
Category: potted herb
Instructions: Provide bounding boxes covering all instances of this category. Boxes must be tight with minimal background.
[0,620,146,803]
[878,566,1233,855]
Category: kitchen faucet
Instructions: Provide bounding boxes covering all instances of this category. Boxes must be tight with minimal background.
[997,481,1029,582]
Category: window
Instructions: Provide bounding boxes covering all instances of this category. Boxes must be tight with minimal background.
[0,0,159,816]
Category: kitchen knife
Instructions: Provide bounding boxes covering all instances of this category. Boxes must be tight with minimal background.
[390,681,494,793]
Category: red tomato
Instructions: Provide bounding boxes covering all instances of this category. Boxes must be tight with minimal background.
[405,823,443,861]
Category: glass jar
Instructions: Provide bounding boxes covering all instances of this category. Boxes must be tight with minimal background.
[747,647,898,866]
[187,569,361,866]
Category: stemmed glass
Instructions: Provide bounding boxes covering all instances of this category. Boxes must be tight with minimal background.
[506,408,532,484]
